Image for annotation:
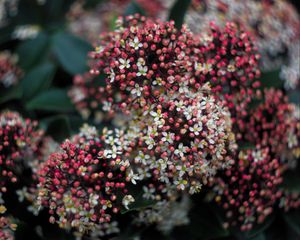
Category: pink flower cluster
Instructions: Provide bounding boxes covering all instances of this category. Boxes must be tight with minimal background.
[210,148,283,231]
[0,111,43,194]
[236,88,299,160]
[37,125,135,233]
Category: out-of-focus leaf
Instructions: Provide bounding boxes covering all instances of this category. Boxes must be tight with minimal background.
[188,203,229,239]
[124,1,146,16]
[281,170,300,193]
[16,32,50,70]
[260,69,283,88]
[283,209,300,235]
[41,115,71,142]
[21,62,56,100]
[26,88,75,112]
[249,233,266,240]
[0,85,23,104]
[51,32,92,74]
[168,0,192,29]
[288,90,300,104]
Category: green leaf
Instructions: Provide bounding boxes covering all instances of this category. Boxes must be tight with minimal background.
[51,32,92,74]
[281,170,300,193]
[16,32,50,70]
[26,88,75,112]
[124,1,146,16]
[168,0,192,29]
[260,69,283,89]
[0,85,23,104]
[249,233,266,240]
[283,209,300,235]
[288,90,300,104]
[21,62,56,100]
[41,115,71,142]
[189,203,229,239]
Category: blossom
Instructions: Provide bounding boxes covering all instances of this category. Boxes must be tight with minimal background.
[129,36,143,50]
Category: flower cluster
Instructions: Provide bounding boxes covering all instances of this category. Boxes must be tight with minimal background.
[208,148,283,231]
[37,125,135,233]
[90,15,197,115]
[128,87,236,194]
[0,111,43,195]
[0,51,22,90]
[186,0,300,89]
[191,22,261,115]
[236,88,299,160]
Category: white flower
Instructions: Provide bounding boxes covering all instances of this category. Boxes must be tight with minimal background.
[137,65,148,76]
[143,186,155,200]
[135,151,150,165]
[174,143,187,157]
[150,110,164,128]
[175,100,184,112]
[119,58,130,69]
[122,195,135,210]
[102,101,112,112]
[161,132,174,144]
[137,57,145,67]
[129,36,143,50]
[189,123,203,135]
[152,77,162,86]
[131,83,143,97]
[145,137,155,150]
[128,170,140,184]
[108,68,115,83]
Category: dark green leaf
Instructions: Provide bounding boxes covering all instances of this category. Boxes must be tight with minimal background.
[51,32,92,74]
[0,85,23,104]
[260,69,283,89]
[168,0,192,29]
[189,203,229,239]
[281,170,300,193]
[249,233,266,240]
[124,1,146,16]
[26,88,75,112]
[288,90,300,104]
[41,115,71,141]
[16,32,50,70]
[283,209,300,236]
[21,62,56,100]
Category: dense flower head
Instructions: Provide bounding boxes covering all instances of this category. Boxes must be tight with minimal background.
[90,14,197,115]
[37,125,136,233]
[209,148,283,231]
[127,85,237,195]
[236,88,299,160]
[191,22,261,115]
[187,0,300,89]
[0,111,43,194]
[0,51,22,90]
